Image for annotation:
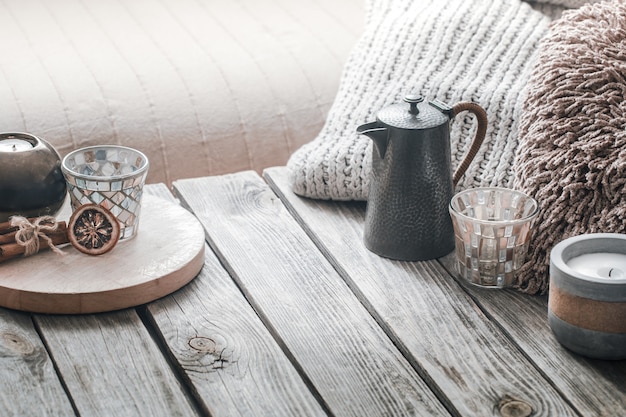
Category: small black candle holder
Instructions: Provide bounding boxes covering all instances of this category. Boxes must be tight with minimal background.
[0,133,67,222]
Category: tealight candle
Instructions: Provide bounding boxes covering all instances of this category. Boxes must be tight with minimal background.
[0,137,35,152]
[567,253,626,279]
[549,233,626,360]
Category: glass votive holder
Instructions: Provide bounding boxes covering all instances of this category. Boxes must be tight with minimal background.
[61,145,149,240]
[449,187,539,288]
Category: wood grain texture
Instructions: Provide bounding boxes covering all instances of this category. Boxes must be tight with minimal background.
[0,309,74,417]
[145,182,326,416]
[145,246,327,417]
[264,167,579,417]
[24,185,199,417]
[173,171,449,417]
[439,253,626,416]
[35,310,197,417]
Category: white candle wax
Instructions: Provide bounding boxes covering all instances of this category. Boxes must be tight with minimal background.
[567,252,626,279]
[0,138,34,152]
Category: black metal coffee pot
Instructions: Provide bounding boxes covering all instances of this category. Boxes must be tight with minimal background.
[357,94,487,261]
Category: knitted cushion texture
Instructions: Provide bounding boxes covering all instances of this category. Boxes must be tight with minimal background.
[287,0,554,201]
[513,0,626,294]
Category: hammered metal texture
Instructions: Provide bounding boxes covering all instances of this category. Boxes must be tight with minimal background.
[363,124,455,261]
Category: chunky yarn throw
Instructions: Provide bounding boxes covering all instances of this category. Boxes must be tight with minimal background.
[287,0,554,200]
[513,0,626,294]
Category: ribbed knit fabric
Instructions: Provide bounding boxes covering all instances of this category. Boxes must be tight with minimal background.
[513,0,626,294]
[287,0,555,201]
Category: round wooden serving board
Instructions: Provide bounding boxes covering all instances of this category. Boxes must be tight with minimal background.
[0,195,205,314]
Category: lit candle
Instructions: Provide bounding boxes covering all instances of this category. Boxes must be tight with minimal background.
[0,138,35,152]
[567,252,626,279]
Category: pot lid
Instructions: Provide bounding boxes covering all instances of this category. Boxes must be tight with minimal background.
[376,95,450,130]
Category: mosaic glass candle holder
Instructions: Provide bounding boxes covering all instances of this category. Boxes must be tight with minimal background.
[61,145,149,240]
[449,187,539,288]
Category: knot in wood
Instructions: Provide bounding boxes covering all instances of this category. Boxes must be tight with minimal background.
[188,337,217,353]
[1,332,36,356]
[499,398,533,417]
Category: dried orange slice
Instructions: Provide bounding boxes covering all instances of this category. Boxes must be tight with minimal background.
[68,204,121,255]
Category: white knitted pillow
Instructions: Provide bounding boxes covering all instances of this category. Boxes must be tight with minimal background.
[287,0,554,201]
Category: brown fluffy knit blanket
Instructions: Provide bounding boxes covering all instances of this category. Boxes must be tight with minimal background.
[513,0,626,294]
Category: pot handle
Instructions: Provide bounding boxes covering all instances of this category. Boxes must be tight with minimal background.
[451,102,488,186]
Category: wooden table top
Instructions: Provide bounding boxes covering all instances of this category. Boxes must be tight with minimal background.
[1,167,624,417]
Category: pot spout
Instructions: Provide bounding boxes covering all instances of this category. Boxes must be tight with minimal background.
[356,122,388,159]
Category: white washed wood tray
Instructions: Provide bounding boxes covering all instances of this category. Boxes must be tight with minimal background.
[0,194,205,314]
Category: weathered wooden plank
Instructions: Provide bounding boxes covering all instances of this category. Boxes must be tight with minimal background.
[173,171,450,417]
[264,166,579,417]
[439,253,626,416]
[35,311,198,417]
[0,308,75,417]
[146,183,326,416]
[32,184,199,417]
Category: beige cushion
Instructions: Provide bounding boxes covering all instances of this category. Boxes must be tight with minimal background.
[513,0,626,294]
[0,0,364,185]
[287,0,558,201]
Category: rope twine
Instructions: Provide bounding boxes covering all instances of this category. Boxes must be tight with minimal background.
[10,216,65,257]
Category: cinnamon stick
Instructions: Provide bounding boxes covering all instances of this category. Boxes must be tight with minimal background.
[0,221,68,244]
[0,223,18,235]
[0,217,53,234]
[0,229,69,263]
[0,230,17,244]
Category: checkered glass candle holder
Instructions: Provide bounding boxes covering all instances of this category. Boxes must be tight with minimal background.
[449,187,538,288]
[62,146,149,240]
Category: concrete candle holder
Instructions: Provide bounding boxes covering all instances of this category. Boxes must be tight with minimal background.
[549,233,626,360]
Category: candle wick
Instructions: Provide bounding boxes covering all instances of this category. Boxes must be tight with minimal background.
[11,144,16,152]
[609,268,613,277]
